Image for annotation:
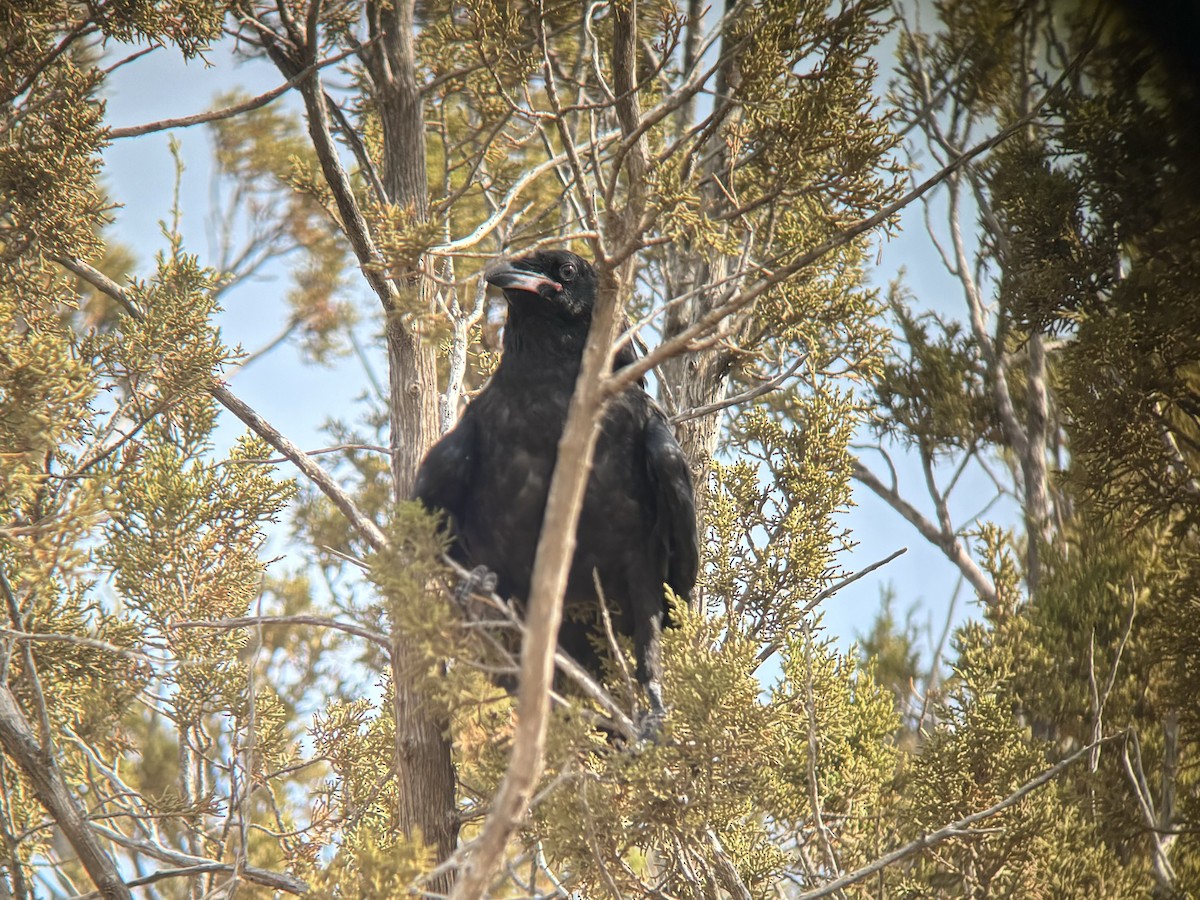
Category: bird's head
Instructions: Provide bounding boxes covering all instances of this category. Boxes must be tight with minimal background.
[485,250,598,322]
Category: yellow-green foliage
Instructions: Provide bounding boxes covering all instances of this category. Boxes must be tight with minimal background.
[874,288,1002,453]
[14,0,1167,894]
[304,830,435,900]
[1,22,301,876]
[712,388,857,645]
[770,635,898,821]
[209,100,358,363]
[887,674,1140,898]
[442,603,899,898]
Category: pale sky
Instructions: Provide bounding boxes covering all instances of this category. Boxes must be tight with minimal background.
[99,33,1015,660]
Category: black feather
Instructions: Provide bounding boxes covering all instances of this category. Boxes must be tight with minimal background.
[415,250,699,723]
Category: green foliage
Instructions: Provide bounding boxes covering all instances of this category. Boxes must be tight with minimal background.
[874,0,1200,893]
[304,830,434,900]
[874,286,1001,453]
[891,674,1138,897]
[710,388,857,646]
[441,603,899,898]
[15,0,1186,894]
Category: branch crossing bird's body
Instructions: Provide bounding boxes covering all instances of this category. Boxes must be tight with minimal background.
[414,250,698,727]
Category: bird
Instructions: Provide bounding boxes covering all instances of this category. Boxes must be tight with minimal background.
[414,249,698,732]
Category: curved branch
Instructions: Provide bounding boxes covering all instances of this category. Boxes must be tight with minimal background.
[168,615,391,650]
[106,46,363,139]
[852,460,997,606]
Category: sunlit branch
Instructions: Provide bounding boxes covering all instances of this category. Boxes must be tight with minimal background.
[107,45,363,139]
[0,687,134,899]
[852,459,996,605]
[670,354,808,425]
[91,824,307,895]
[54,254,389,554]
[431,133,618,254]
[795,735,1118,898]
[168,615,391,650]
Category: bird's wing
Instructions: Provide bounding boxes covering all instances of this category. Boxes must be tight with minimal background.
[413,414,476,532]
[643,411,700,607]
[613,317,648,387]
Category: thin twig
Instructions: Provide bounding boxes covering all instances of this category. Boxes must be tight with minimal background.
[168,615,390,650]
[795,735,1117,899]
[90,824,307,895]
[852,459,997,605]
[755,548,908,667]
[670,354,807,425]
[0,627,176,668]
[106,46,363,139]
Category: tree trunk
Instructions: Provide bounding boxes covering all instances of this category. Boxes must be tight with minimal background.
[1023,332,1049,595]
[659,2,743,528]
[366,0,459,875]
[659,256,735,516]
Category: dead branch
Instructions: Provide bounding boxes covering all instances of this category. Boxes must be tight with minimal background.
[851,460,997,605]
[168,615,391,650]
[670,354,808,425]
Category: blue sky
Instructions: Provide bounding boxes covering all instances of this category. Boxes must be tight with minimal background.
[99,33,1014,660]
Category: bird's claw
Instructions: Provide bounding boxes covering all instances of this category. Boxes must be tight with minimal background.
[636,708,668,743]
[455,565,498,606]
[634,679,669,743]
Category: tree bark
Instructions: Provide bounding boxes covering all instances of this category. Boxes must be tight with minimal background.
[363,0,459,874]
[1023,332,1049,595]
[659,0,744,527]
[0,687,132,900]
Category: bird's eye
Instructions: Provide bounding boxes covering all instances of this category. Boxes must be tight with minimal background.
[560,263,577,282]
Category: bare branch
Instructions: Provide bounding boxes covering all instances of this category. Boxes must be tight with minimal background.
[105,46,363,139]
[430,134,619,255]
[269,40,399,312]
[852,460,997,605]
[1120,731,1179,889]
[168,614,391,650]
[670,354,807,425]
[799,617,845,890]
[53,255,144,319]
[707,830,753,900]
[1090,583,1137,770]
[0,627,171,667]
[806,547,909,615]
[755,548,909,669]
[90,824,307,895]
[211,383,389,551]
[0,687,132,899]
[796,736,1115,899]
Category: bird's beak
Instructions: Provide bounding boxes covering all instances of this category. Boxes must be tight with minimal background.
[485,263,561,297]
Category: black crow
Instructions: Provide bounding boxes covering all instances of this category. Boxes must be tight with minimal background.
[414,250,698,729]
